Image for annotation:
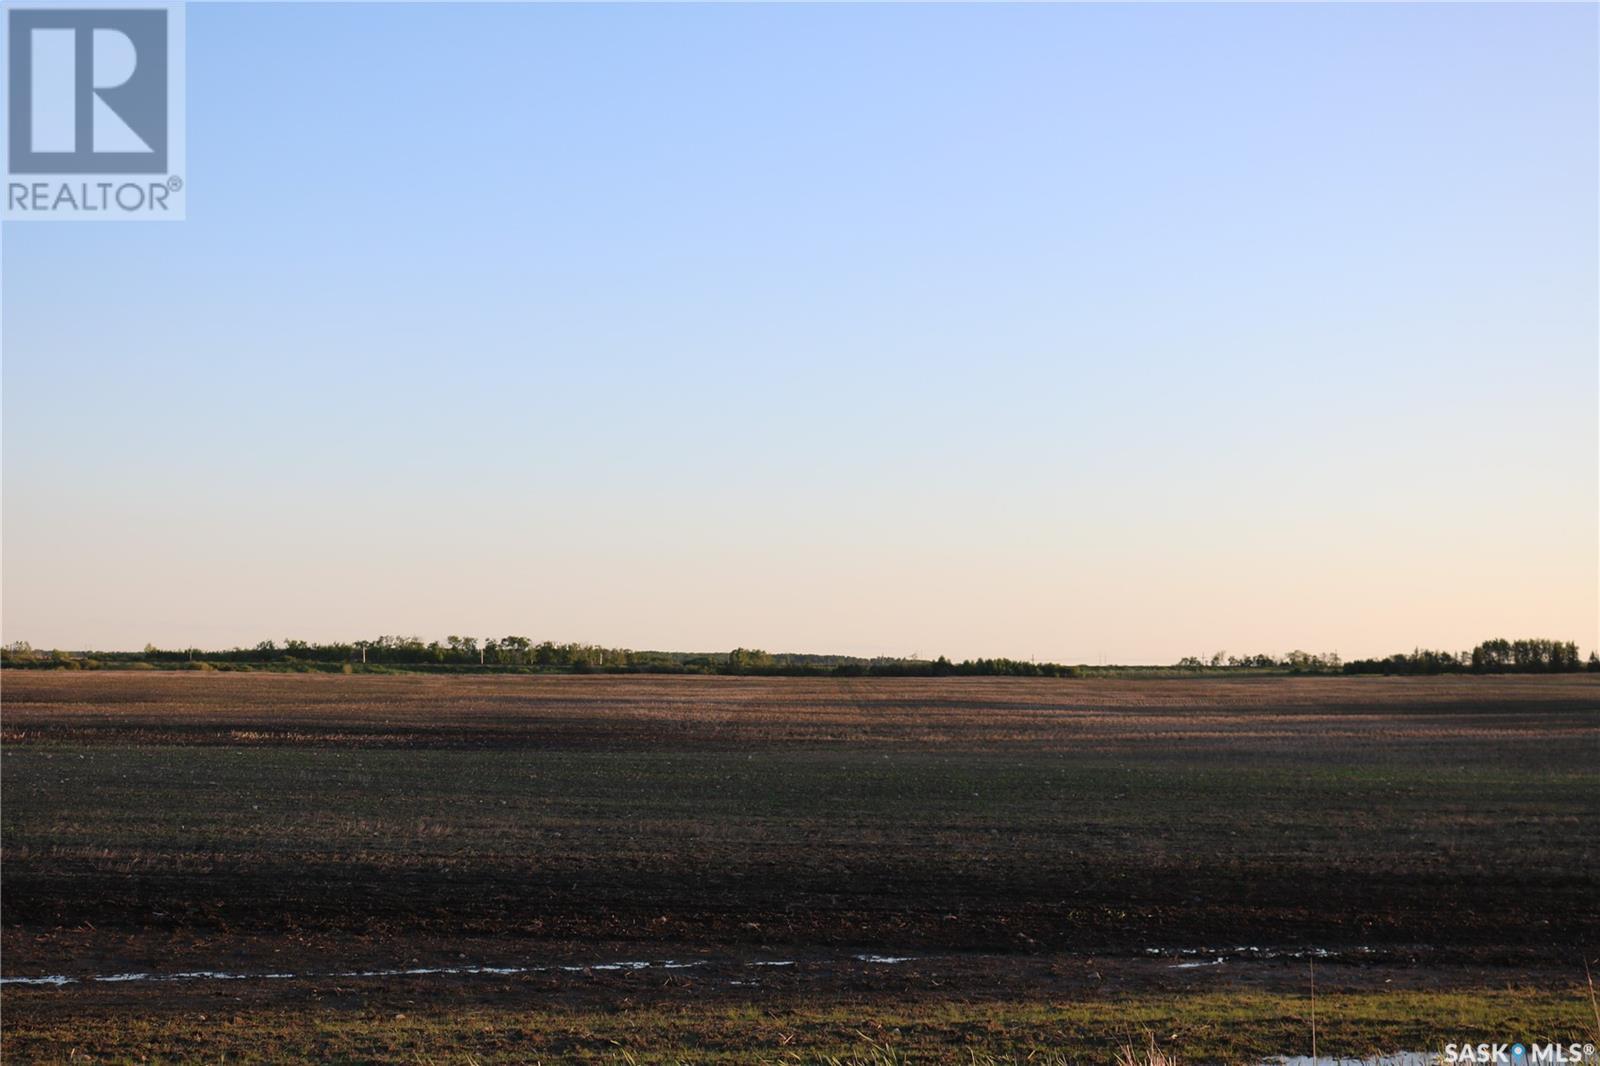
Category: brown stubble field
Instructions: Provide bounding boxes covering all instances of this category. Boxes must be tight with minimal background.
[4,670,1597,750]
[2,671,1597,1063]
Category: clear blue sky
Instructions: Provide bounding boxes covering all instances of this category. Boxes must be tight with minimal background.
[4,2,1596,661]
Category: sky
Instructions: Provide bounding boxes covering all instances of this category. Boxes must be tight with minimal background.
[3,2,1596,662]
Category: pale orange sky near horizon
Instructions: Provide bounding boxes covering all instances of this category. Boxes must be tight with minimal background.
[4,469,1595,662]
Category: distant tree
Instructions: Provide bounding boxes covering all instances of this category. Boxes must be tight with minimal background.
[1282,650,1341,673]
[1227,653,1278,668]
[1472,638,1513,673]
[726,648,775,673]
[489,636,532,665]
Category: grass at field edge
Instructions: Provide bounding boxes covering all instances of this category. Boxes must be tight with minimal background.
[5,988,1598,1064]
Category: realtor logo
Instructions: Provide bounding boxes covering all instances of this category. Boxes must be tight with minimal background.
[9,8,167,172]
[3,2,185,220]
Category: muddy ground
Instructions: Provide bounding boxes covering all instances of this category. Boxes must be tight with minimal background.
[2,672,1597,1061]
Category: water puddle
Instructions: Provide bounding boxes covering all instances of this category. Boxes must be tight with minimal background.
[0,975,75,987]
[0,953,921,989]
[4,946,1372,987]
[1149,945,1373,970]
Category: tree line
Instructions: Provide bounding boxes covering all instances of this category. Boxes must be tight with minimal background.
[1176,639,1594,675]
[0,638,1078,678]
[4,636,1591,677]
[1176,650,1344,672]
[1342,638,1592,675]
